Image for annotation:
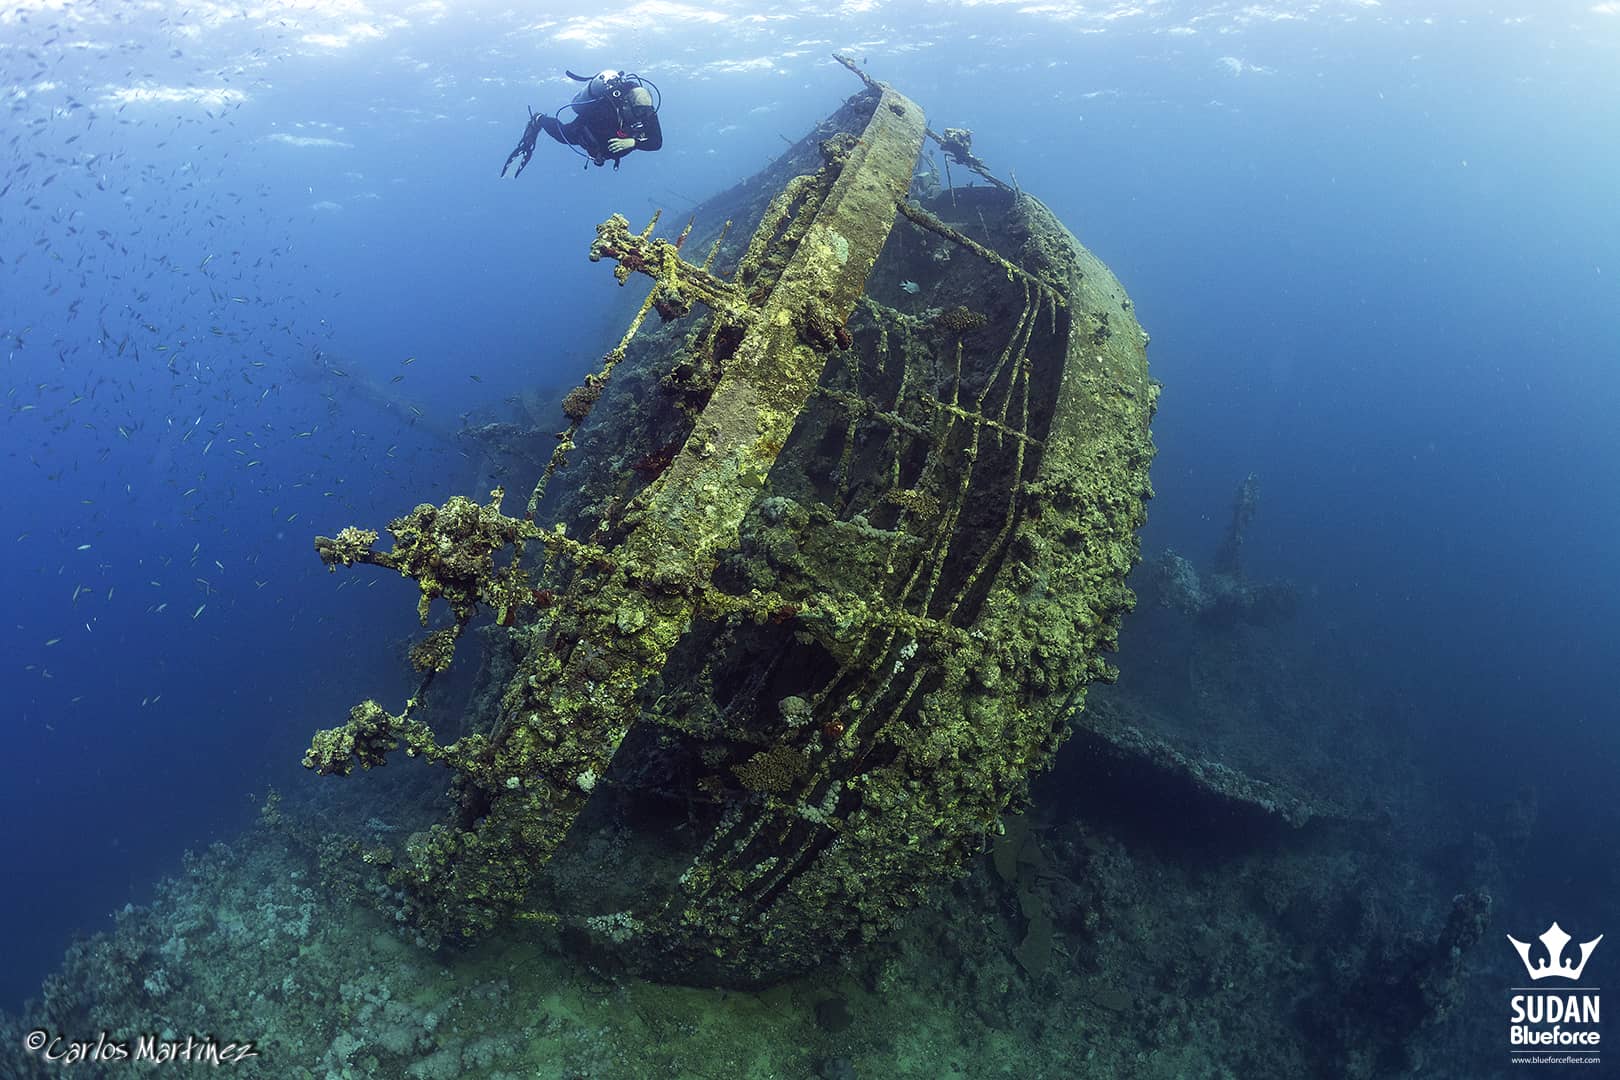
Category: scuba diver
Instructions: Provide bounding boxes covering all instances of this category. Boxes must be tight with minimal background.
[501,69,662,177]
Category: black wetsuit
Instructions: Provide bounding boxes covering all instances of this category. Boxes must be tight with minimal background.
[539,88,662,166]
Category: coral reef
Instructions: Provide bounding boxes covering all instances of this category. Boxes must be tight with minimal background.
[5,635,1503,1079]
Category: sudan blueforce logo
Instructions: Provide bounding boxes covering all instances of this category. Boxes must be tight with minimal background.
[1509,923,1603,981]
[1508,922,1602,1064]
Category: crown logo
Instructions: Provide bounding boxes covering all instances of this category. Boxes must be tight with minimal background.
[1507,923,1603,981]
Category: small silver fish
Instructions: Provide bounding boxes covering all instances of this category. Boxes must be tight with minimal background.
[900,280,920,294]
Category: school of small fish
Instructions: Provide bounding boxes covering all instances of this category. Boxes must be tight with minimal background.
[0,8,492,728]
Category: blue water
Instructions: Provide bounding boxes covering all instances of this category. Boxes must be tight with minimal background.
[2,0,1616,1014]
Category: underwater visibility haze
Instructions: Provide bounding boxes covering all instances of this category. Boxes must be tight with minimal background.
[2,1,1617,1078]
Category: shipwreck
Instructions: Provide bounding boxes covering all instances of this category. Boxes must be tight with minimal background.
[303,59,1158,986]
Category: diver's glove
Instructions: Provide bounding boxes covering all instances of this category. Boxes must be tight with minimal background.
[606,137,637,155]
[500,108,545,178]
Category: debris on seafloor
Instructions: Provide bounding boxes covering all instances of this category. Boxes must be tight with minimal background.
[1140,471,1298,627]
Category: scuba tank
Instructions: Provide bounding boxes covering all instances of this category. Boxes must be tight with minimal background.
[568,69,618,110]
[557,70,662,166]
[564,69,661,114]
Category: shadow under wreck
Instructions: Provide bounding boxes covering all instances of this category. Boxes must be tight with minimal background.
[303,59,1158,987]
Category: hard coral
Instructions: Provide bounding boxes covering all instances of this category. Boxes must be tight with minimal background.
[409,628,459,673]
[561,379,603,421]
[935,305,988,333]
[731,744,809,794]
